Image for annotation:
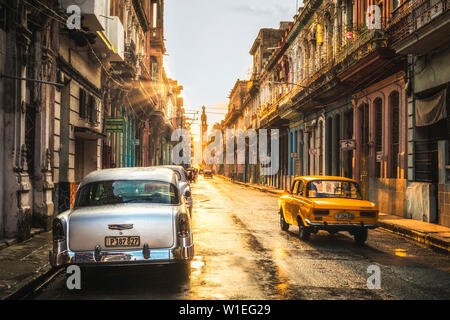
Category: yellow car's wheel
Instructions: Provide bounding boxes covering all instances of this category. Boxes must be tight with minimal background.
[354,228,368,245]
[280,211,289,232]
[298,217,310,241]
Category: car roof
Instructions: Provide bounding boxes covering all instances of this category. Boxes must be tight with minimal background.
[295,176,358,183]
[158,165,187,181]
[80,167,179,187]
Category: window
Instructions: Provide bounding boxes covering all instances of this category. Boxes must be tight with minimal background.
[390,92,400,178]
[152,2,158,28]
[374,98,383,178]
[88,95,97,124]
[79,88,87,119]
[79,88,98,124]
[296,181,304,196]
[75,180,180,207]
[152,62,158,83]
[292,181,299,194]
[306,180,362,199]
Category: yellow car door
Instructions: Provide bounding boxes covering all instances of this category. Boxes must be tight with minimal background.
[283,180,298,225]
[290,180,305,226]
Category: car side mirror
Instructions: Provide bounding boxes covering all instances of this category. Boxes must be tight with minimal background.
[184,191,191,198]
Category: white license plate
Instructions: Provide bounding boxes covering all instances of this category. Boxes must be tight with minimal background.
[335,212,354,220]
[105,236,140,247]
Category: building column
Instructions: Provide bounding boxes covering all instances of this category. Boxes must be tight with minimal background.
[353,102,361,182]
[2,4,33,239]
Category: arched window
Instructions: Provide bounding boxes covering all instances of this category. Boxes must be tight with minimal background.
[389,91,400,178]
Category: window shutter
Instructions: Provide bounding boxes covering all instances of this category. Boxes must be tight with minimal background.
[88,95,95,124]
[79,88,86,119]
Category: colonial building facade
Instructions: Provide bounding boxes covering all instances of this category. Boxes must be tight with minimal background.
[0,0,182,240]
[222,0,450,227]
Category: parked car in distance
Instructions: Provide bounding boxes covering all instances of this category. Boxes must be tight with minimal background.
[158,166,193,216]
[50,168,194,277]
[278,176,379,244]
[204,170,213,179]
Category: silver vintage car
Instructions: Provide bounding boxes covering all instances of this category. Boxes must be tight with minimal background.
[50,168,194,275]
[158,165,193,216]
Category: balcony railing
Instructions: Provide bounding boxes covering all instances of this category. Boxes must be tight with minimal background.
[335,24,387,66]
[389,0,449,45]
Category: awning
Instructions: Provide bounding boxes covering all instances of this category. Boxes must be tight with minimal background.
[416,88,447,127]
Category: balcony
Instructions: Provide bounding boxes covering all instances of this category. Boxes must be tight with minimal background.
[388,0,450,54]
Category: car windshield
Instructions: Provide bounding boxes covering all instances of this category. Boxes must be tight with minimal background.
[306,180,362,200]
[75,180,179,207]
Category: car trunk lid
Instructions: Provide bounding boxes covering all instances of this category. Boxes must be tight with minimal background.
[68,204,175,252]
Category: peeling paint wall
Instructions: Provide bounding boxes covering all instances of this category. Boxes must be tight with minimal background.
[406,182,437,223]
[368,178,407,217]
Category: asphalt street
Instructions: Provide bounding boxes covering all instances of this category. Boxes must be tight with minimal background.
[34,176,450,300]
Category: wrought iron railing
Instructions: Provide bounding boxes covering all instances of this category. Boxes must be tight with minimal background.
[389,0,449,45]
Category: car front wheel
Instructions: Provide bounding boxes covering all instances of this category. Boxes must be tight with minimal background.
[280,211,289,231]
[354,228,368,245]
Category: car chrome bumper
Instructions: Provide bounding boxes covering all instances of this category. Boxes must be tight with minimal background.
[50,243,194,267]
[305,219,378,230]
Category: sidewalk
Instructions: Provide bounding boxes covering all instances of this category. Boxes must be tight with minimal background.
[217,175,450,253]
[0,230,56,300]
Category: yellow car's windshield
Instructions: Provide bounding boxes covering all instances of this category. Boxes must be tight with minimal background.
[306,180,362,200]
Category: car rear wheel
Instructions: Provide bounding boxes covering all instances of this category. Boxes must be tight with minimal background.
[280,211,289,231]
[298,218,310,241]
[354,228,368,245]
[174,262,191,281]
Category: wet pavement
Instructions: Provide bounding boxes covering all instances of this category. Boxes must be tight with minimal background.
[34,177,450,300]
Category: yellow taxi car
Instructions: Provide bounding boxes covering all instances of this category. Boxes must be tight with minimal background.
[279,176,379,245]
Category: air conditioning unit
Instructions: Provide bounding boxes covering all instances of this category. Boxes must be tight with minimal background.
[106,16,125,62]
[60,0,109,32]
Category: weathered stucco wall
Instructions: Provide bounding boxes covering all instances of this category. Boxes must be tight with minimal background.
[368,178,407,217]
[438,184,450,227]
[414,48,450,94]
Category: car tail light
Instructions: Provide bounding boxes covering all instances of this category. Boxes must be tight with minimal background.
[177,213,190,237]
[360,211,378,217]
[314,209,330,216]
[52,219,64,241]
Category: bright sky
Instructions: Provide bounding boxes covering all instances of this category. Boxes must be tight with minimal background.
[164,0,300,138]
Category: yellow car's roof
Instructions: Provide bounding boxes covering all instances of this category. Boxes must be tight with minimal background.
[295,176,358,183]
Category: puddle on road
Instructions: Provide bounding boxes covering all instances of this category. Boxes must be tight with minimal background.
[190,256,206,277]
[393,248,408,257]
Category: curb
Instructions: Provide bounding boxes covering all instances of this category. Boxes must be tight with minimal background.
[3,266,63,300]
[217,174,449,253]
[217,175,282,196]
[378,221,449,253]
[0,229,45,253]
